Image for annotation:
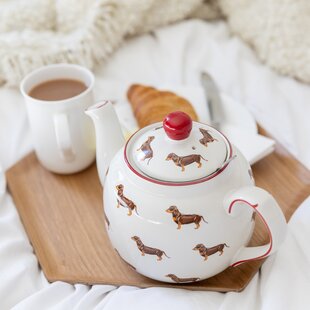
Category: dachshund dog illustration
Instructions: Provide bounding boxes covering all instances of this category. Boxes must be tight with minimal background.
[136,136,155,164]
[199,128,218,147]
[193,243,229,261]
[165,274,200,283]
[165,153,208,172]
[251,211,257,222]
[116,184,139,216]
[166,206,207,229]
[131,236,170,261]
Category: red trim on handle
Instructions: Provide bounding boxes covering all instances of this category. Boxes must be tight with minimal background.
[228,199,273,267]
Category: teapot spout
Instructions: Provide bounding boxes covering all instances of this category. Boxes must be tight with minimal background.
[85,101,125,186]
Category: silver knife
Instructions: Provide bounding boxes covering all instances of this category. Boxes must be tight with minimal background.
[201,72,225,130]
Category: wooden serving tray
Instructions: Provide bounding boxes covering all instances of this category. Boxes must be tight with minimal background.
[6,128,310,292]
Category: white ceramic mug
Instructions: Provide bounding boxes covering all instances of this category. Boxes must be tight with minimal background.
[20,64,96,174]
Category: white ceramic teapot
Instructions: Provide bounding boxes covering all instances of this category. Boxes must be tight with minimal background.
[86,101,287,284]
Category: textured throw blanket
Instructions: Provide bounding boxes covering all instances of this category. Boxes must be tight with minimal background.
[0,0,309,86]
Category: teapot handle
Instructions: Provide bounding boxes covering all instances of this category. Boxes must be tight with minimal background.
[223,186,287,267]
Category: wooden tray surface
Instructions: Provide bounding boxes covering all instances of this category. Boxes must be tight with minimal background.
[6,128,310,292]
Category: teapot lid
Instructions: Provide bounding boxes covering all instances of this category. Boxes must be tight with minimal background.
[124,111,232,184]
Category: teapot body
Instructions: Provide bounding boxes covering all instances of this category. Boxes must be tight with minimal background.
[103,145,256,283]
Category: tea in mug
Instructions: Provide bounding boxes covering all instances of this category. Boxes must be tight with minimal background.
[29,79,87,101]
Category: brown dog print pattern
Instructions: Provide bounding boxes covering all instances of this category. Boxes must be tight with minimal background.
[166,153,208,172]
[165,274,200,283]
[116,184,139,216]
[131,236,170,261]
[136,136,155,164]
[199,128,218,147]
[166,206,208,229]
[193,243,229,261]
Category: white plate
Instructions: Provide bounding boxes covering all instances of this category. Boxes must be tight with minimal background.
[219,94,258,135]
[94,82,273,165]
[156,84,257,135]
[94,81,257,135]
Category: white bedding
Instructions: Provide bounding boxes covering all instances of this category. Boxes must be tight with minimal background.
[1,20,310,310]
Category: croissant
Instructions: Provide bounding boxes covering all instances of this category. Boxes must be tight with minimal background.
[127,84,198,128]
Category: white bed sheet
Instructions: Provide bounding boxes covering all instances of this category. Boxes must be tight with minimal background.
[0,20,309,310]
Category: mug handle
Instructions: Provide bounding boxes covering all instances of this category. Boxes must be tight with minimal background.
[223,186,287,267]
[53,114,75,162]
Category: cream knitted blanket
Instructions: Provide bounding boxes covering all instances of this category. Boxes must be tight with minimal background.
[0,0,309,86]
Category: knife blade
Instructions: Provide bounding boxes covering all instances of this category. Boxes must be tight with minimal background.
[201,72,225,130]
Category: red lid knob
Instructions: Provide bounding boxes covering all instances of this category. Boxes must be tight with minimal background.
[163,111,193,140]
